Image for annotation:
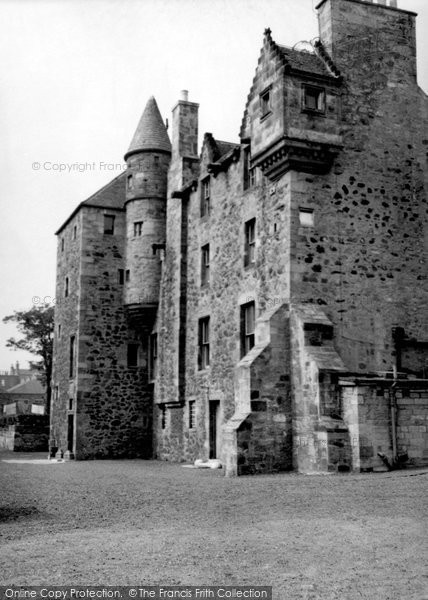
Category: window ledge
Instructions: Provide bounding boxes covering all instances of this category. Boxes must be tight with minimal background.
[301,108,326,117]
[260,111,272,122]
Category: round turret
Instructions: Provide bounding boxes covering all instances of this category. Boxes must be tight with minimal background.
[124,97,171,315]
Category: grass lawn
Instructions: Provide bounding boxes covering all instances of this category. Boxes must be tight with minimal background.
[0,452,427,600]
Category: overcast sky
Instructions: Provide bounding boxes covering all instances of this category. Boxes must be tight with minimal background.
[0,0,427,371]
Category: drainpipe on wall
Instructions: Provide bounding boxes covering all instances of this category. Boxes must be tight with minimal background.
[389,365,398,462]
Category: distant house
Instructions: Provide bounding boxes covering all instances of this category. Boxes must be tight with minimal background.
[0,378,46,416]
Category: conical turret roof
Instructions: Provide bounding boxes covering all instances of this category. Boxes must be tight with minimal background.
[125,96,171,159]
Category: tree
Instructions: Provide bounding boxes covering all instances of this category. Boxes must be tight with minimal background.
[3,304,54,415]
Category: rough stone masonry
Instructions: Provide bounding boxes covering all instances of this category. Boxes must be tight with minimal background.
[51,0,428,475]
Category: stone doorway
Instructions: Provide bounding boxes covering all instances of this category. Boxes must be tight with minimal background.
[209,400,220,459]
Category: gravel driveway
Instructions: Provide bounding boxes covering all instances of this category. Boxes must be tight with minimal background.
[0,452,427,600]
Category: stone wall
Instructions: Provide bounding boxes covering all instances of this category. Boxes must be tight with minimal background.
[396,389,428,467]
[51,208,83,450]
[155,137,294,464]
[52,182,154,459]
[76,205,153,458]
[124,198,166,306]
[0,415,49,452]
[342,384,428,470]
[293,0,428,373]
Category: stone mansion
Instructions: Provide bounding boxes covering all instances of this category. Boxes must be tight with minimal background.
[51,0,428,475]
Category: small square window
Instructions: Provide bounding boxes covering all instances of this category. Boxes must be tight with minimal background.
[201,244,210,286]
[201,177,210,217]
[104,214,115,235]
[303,85,325,113]
[189,401,195,429]
[241,302,255,357]
[299,208,314,227]
[244,218,256,267]
[260,88,272,118]
[134,221,143,237]
[198,317,210,370]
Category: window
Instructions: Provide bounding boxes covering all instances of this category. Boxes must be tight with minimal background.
[198,317,210,370]
[299,208,314,227]
[201,244,210,286]
[154,156,159,165]
[69,398,73,411]
[260,87,272,118]
[241,302,255,357]
[303,85,325,113]
[127,175,133,190]
[69,335,76,378]
[125,269,130,282]
[58,324,61,339]
[249,166,256,188]
[104,214,115,235]
[201,177,210,217]
[118,269,124,285]
[127,344,139,368]
[61,238,64,252]
[149,333,158,380]
[161,406,167,430]
[189,401,195,429]
[134,221,143,237]
[243,147,256,191]
[244,218,256,267]
[72,225,77,240]
[65,277,69,298]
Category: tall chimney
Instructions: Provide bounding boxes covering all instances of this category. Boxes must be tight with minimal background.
[170,91,199,189]
[317,0,417,83]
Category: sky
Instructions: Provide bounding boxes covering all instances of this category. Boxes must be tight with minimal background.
[0,0,427,372]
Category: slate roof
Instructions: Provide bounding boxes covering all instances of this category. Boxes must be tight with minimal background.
[81,171,127,210]
[216,140,239,159]
[278,45,334,78]
[55,172,127,234]
[7,378,46,395]
[125,96,171,159]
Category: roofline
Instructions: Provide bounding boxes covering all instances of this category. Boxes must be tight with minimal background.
[55,203,125,235]
[315,0,417,17]
[55,172,126,235]
[287,66,342,84]
[124,147,171,161]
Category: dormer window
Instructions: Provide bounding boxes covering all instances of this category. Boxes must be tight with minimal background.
[260,86,272,119]
[302,85,325,113]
